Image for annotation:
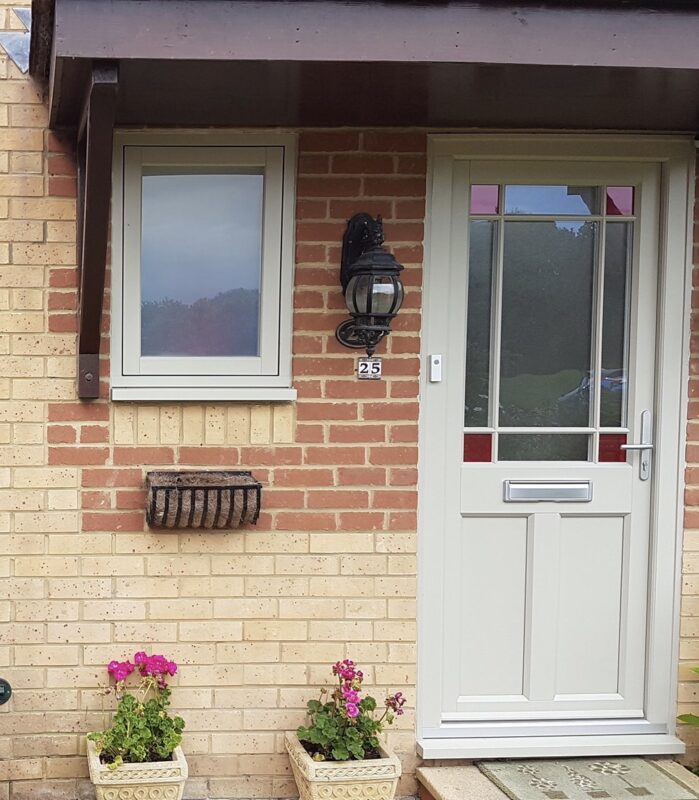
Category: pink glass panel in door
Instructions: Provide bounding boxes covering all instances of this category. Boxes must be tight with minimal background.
[606,187,634,216]
[463,433,492,462]
[599,433,628,463]
[470,185,499,215]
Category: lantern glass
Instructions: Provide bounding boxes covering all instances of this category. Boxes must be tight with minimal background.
[346,273,369,315]
[346,273,403,317]
[371,275,402,315]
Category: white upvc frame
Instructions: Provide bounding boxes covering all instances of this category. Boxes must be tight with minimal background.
[417,135,695,759]
[111,131,297,402]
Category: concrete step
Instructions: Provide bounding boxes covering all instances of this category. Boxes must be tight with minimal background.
[417,766,509,800]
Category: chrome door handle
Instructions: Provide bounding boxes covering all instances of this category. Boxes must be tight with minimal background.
[621,410,653,480]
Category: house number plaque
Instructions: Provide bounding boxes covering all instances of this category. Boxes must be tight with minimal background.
[357,358,383,380]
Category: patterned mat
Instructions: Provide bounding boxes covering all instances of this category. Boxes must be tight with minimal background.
[479,759,699,800]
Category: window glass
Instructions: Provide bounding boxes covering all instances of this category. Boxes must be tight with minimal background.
[470,185,499,215]
[600,222,632,427]
[464,220,496,427]
[599,433,628,463]
[498,434,590,461]
[504,185,599,215]
[606,186,634,216]
[499,221,597,428]
[140,172,264,358]
[463,433,492,462]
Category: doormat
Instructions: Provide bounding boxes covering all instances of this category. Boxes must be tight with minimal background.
[478,759,699,800]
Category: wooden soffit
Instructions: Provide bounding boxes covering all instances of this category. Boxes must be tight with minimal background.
[30,0,699,132]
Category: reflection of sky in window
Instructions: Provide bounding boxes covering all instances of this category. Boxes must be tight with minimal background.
[555,221,585,233]
[141,173,263,304]
[504,185,598,215]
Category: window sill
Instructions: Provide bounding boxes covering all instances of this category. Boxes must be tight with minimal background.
[110,386,297,402]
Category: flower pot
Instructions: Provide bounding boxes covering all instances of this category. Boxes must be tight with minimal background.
[285,731,401,800]
[87,738,188,800]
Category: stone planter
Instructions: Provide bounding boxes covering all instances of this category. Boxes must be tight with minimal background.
[285,730,401,800]
[87,738,188,800]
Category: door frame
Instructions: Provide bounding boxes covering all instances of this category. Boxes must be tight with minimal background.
[417,135,695,759]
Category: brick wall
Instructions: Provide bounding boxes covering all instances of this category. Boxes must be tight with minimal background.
[678,160,699,764]
[0,3,425,790]
[0,1,698,796]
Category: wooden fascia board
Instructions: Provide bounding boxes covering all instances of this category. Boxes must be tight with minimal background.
[76,62,118,400]
[51,0,699,71]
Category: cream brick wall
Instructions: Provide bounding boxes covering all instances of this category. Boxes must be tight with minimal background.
[1,3,697,798]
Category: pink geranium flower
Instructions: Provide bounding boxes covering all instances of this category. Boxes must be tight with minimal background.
[297,659,408,762]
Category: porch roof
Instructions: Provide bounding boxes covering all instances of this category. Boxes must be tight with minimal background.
[30,0,699,132]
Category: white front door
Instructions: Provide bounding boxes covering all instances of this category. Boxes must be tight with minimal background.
[419,137,692,759]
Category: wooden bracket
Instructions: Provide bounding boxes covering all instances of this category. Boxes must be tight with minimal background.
[76,61,118,399]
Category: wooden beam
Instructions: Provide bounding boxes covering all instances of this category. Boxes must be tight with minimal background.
[28,0,54,80]
[76,61,118,399]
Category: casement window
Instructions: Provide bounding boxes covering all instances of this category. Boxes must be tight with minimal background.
[110,132,296,401]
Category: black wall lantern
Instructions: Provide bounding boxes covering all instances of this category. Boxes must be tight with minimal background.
[336,213,405,357]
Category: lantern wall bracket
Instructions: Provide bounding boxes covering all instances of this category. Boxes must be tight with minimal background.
[340,212,385,292]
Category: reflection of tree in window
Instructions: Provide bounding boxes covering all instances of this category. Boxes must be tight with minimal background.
[141,289,260,357]
[139,172,264,359]
[499,220,596,429]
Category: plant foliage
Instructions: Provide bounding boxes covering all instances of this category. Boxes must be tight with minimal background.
[87,652,185,768]
[297,659,406,762]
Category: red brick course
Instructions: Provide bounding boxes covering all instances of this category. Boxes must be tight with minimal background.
[42,127,424,557]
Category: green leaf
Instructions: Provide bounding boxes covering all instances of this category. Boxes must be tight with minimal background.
[678,714,699,726]
[360,696,377,712]
[332,744,349,761]
[347,741,365,759]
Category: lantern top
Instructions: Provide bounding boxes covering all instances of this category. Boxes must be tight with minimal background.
[346,245,404,281]
[340,213,403,292]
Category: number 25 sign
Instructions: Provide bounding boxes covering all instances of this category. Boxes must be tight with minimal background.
[357,358,383,380]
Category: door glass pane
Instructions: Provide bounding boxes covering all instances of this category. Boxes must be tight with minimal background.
[463,433,492,462]
[599,433,628,463]
[140,171,264,358]
[470,185,499,215]
[465,220,496,426]
[606,186,634,217]
[499,434,589,461]
[504,186,599,216]
[600,222,631,427]
[499,221,597,428]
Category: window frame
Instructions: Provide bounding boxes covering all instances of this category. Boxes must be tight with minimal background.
[110,131,297,402]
